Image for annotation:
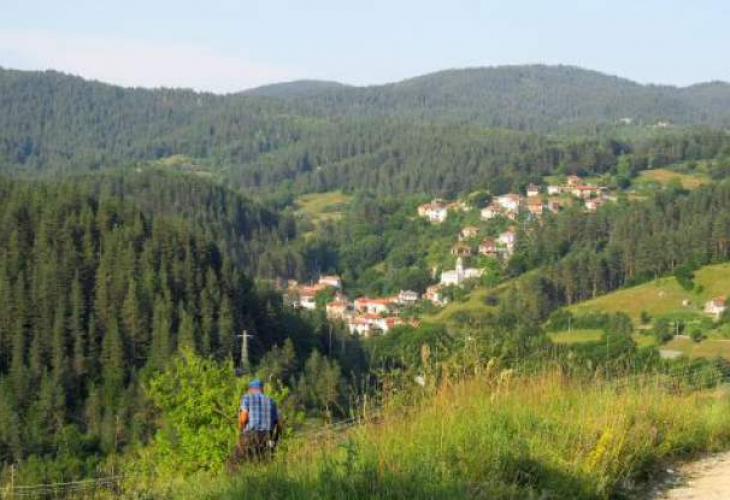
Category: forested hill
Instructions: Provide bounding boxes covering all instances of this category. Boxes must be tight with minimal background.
[242,79,351,98]
[244,65,730,130]
[0,175,322,474]
[2,65,730,196]
[67,169,309,279]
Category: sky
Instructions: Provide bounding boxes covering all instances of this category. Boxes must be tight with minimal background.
[1,0,728,93]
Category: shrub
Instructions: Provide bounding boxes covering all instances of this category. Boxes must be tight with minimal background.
[640,311,652,325]
[653,318,673,344]
[484,294,500,306]
[124,350,290,494]
[674,263,696,291]
[691,330,707,343]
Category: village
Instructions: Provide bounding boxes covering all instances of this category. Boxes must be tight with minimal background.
[284,175,624,338]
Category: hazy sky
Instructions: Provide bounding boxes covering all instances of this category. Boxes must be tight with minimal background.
[1,0,728,93]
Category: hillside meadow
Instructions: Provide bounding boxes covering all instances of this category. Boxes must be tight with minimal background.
[162,371,730,500]
[568,262,730,324]
[634,168,710,190]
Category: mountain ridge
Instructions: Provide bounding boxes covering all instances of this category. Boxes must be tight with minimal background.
[3,63,728,96]
[2,63,730,192]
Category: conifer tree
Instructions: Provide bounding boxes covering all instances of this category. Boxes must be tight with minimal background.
[149,296,172,369]
[177,306,198,354]
[101,317,125,405]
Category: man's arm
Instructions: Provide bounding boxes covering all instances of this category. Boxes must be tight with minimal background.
[272,401,282,433]
[237,395,249,431]
[238,409,249,431]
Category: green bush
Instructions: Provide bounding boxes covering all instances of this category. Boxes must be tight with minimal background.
[124,350,290,494]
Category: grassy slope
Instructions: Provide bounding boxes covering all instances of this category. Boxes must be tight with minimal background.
[569,262,730,322]
[422,286,500,323]
[549,329,604,344]
[635,168,710,189]
[561,262,730,359]
[186,373,730,500]
[663,337,730,359]
[294,191,352,225]
[549,329,658,348]
[422,271,538,324]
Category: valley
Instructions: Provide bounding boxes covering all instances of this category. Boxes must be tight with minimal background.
[2,63,730,499]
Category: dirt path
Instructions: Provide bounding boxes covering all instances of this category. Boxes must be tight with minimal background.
[656,452,730,499]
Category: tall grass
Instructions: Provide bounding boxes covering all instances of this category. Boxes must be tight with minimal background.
[173,372,730,500]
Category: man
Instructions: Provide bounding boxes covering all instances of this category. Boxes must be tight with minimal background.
[232,379,281,465]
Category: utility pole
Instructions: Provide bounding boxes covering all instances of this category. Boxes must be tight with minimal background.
[237,329,253,374]
[9,464,15,500]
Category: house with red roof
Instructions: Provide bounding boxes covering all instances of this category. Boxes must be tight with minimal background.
[566,175,582,187]
[704,296,727,319]
[459,226,480,241]
[326,300,351,320]
[526,184,541,197]
[354,297,392,315]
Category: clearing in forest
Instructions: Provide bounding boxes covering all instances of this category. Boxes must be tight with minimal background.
[294,191,352,225]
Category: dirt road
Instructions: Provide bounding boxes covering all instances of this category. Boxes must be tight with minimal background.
[657,452,730,499]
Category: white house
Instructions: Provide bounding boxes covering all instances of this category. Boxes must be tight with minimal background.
[495,194,521,212]
[572,185,599,200]
[479,237,498,257]
[326,300,351,320]
[547,185,563,196]
[347,314,404,337]
[318,275,342,289]
[584,198,606,212]
[297,289,317,310]
[566,175,582,187]
[459,226,480,241]
[498,228,517,255]
[418,200,448,224]
[397,290,420,305]
[440,258,483,287]
[481,204,503,221]
[354,298,392,315]
[347,315,380,337]
[526,184,541,197]
[429,206,448,223]
[704,296,727,319]
[547,200,562,213]
[425,285,448,306]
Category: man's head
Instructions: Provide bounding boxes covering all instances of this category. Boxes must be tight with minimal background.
[248,379,263,393]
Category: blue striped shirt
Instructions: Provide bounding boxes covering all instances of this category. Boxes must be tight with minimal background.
[240,392,279,432]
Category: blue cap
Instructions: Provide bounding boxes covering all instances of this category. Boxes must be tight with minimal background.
[248,379,263,389]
